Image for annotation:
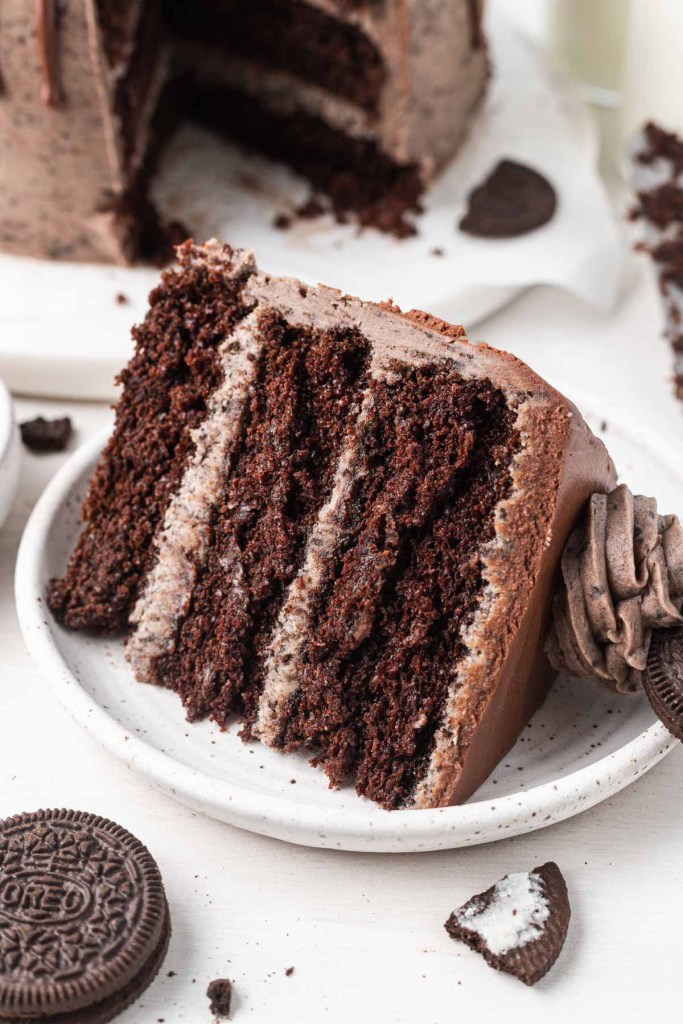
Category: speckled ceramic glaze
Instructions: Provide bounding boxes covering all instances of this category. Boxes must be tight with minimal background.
[0,377,20,532]
[15,402,679,853]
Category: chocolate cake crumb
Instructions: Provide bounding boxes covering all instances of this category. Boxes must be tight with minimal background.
[116,291,129,304]
[296,196,327,220]
[285,966,294,976]
[207,978,233,1019]
[20,415,72,452]
[273,212,292,230]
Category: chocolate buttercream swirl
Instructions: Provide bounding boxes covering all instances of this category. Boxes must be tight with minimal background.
[36,0,63,108]
[547,484,683,693]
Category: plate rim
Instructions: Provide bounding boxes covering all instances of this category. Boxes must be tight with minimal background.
[15,425,676,853]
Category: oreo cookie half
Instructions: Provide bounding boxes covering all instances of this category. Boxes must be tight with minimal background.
[459,159,557,238]
[445,862,570,986]
[644,627,683,741]
[0,809,171,1024]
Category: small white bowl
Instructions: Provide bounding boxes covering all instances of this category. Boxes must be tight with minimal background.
[0,376,20,531]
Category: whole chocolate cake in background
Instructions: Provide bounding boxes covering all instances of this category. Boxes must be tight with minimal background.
[48,240,615,810]
[0,0,489,264]
[631,121,683,403]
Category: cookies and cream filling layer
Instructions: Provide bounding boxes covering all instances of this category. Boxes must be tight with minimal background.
[179,46,380,145]
[457,870,550,956]
[126,309,262,682]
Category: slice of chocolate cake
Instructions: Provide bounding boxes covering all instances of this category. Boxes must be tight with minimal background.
[0,0,489,263]
[48,241,615,809]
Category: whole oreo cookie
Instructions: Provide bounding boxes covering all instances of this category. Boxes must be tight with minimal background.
[459,159,557,238]
[0,809,171,1024]
[644,627,683,741]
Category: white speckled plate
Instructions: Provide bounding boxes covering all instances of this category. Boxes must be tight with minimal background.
[15,396,679,852]
[0,376,21,532]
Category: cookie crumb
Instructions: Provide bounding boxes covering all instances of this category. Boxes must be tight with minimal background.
[20,416,73,452]
[207,978,233,1019]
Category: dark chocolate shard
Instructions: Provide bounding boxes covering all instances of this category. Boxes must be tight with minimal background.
[445,862,570,986]
[0,809,170,1024]
[459,159,557,238]
[207,978,233,1019]
[643,627,683,741]
[20,415,73,452]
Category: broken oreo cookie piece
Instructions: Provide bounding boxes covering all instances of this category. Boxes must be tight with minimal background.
[459,159,557,238]
[445,862,570,986]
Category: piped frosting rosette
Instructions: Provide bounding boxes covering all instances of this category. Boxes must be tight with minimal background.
[546,484,683,693]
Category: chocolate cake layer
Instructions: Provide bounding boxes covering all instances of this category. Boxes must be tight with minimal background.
[48,246,255,630]
[133,312,370,729]
[280,369,519,808]
[113,0,165,169]
[168,0,385,114]
[189,85,423,236]
[52,242,616,808]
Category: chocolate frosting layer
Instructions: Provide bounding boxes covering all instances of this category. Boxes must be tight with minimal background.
[547,484,683,692]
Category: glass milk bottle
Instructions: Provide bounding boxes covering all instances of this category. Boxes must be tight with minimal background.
[548,0,631,172]
[620,0,683,143]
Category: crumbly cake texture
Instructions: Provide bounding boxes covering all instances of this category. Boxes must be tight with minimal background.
[445,862,571,986]
[48,241,615,809]
[0,0,489,262]
[631,122,683,401]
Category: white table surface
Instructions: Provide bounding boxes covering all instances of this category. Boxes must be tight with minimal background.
[1,250,682,1023]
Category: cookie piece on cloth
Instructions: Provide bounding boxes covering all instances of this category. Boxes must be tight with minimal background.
[459,160,557,238]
